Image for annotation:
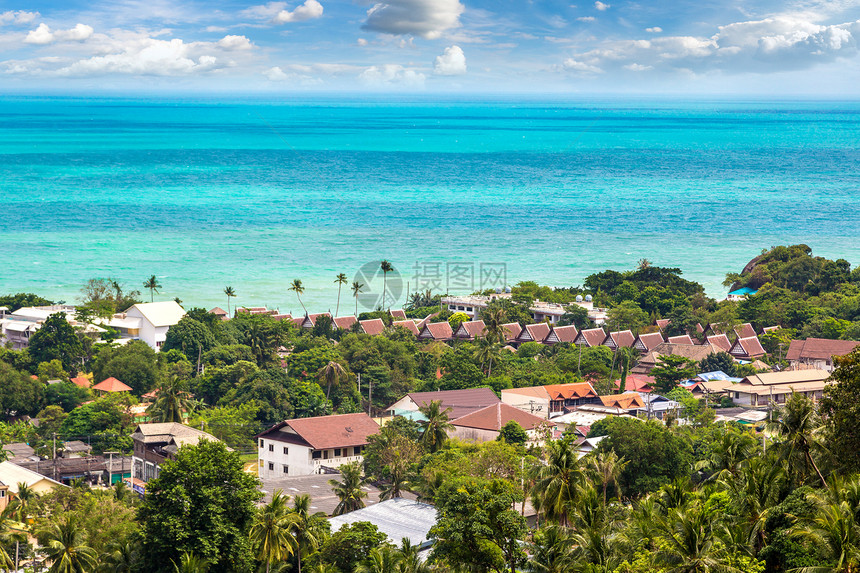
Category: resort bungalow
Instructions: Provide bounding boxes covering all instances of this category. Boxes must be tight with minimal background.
[389,309,407,320]
[514,323,551,346]
[633,342,720,375]
[785,338,860,372]
[502,322,523,343]
[705,334,733,353]
[729,336,767,360]
[727,287,758,301]
[392,320,420,336]
[453,320,486,341]
[449,403,548,444]
[359,318,385,336]
[602,330,635,351]
[598,392,645,413]
[655,318,671,332]
[332,316,358,330]
[417,321,453,342]
[734,323,757,340]
[668,334,695,345]
[301,313,332,329]
[761,325,781,335]
[387,388,501,420]
[209,307,229,320]
[573,327,607,347]
[702,323,726,338]
[727,370,831,408]
[92,377,132,394]
[542,325,578,346]
[614,374,655,393]
[256,413,379,478]
[632,332,665,353]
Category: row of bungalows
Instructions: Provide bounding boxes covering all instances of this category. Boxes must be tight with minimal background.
[295,310,424,337]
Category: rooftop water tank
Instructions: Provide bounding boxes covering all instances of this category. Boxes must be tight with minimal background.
[575,295,583,302]
[585,294,593,302]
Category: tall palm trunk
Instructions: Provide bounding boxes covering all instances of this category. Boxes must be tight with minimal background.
[336,284,342,317]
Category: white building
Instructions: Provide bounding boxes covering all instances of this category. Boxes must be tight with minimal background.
[0,305,88,350]
[256,413,379,478]
[121,301,186,350]
[442,292,511,319]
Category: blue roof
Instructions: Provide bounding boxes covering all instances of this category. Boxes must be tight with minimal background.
[697,371,730,381]
[728,287,758,296]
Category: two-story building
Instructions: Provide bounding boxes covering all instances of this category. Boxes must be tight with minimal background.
[256,413,379,478]
[131,423,222,493]
[122,301,186,350]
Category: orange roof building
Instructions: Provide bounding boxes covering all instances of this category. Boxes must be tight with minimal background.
[92,377,132,393]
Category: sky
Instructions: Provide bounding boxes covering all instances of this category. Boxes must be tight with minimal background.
[1,0,859,94]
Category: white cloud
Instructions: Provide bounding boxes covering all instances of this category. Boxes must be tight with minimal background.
[24,23,93,45]
[577,16,596,22]
[217,35,253,50]
[264,66,290,80]
[0,10,39,25]
[624,63,653,71]
[433,45,466,75]
[54,38,223,76]
[272,0,324,24]
[562,58,602,73]
[646,26,662,33]
[594,1,610,11]
[362,0,464,40]
[359,64,426,87]
[357,38,368,46]
[242,1,323,24]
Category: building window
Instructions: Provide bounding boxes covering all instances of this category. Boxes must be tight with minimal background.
[268,462,274,471]
[312,451,322,459]
[323,450,330,460]
[334,448,342,457]
[283,447,289,454]
[269,444,274,452]
[156,340,164,348]
[259,439,264,448]
[467,307,473,312]
[354,446,362,455]
[283,465,289,474]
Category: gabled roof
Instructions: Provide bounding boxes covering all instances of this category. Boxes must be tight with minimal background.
[740,369,830,386]
[260,413,379,451]
[502,322,522,341]
[417,321,453,340]
[574,327,606,347]
[614,374,655,393]
[603,330,635,349]
[399,388,501,420]
[126,301,186,328]
[392,320,419,336]
[70,376,90,389]
[389,309,407,320]
[332,316,358,330]
[209,307,228,316]
[454,320,486,339]
[599,393,645,410]
[668,334,694,345]
[761,325,781,335]
[705,334,732,353]
[452,402,547,431]
[543,382,598,401]
[785,338,860,361]
[301,313,332,328]
[132,422,219,444]
[633,332,665,352]
[93,377,132,392]
[359,318,386,336]
[543,325,578,345]
[0,461,65,492]
[729,336,766,359]
[517,323,551,344]
[655,319,671,330]
[734,323,757,339]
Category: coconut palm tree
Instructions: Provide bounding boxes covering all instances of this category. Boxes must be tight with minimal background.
[379,455,411,501]
[654,507,741,573]
[99,540,138,573]
[352,281,364,316]
[791,501,860,573]
[172,552,210,573]
[481,307,507,345]
[357,546,401,573]
[380,260,393,310]
[473,338,500,378]
[289,279,308,316]
[317,360,347,407]
[396,539,431,573]
[289,494,326,573]
[3,482,38,569]
[329,462,368,515]
[143,275,162,303]
[695,428,758,481]
[418,401,453,453]
[334,273,348,317]
[250,490,297,573]
[223,286,236,316]
[767,391,827,488]
[146,375,192,423]
[40,515,98,573]
[525,525,576,573]
[719,455,786,553]
[531,435,584,527]
[585,450,629,505]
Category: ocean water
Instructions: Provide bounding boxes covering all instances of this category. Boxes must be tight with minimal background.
[1,95,858,314]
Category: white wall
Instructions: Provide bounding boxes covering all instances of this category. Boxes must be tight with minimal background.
[500,393,550,419]
[257,437,366,478]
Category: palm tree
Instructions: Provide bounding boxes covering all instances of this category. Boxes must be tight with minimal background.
[172,552,210,573]
[525,525,576,573]
[654,507,741,573]
[224,286,236,316]
[380,260,393,310]
[585,450,629,505]
[396,539,431,573]
[334,273,348,317]
[250,491,297,573]
[357,546,401,573]
[289,494,326,573]
[481,307,507,345]
[767,391,827,488]
[473,338,500,378]
[418,401,453,453]
[3,482,38,569]
[329,462,368,515]
[146,375,192,423]
[0,514,17,572]
[352,281,364,316]
[695,428,758,481]
[379,455,411,501]
[289,279,308,315]
[719,455,786,553]
[530,435,583,527]
[40,515,98,573]
[317,361,347,406]
[791,501,860,573]
[99,540,138,573]
[143,275,162,303]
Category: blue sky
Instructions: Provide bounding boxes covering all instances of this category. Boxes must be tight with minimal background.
[1,0,859,94]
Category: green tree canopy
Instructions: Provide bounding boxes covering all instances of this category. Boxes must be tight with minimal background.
[27,313,85,374]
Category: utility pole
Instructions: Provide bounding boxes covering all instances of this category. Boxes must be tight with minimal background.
[106,451,119,487]
[368,378,373,417]
[52,433,57,482]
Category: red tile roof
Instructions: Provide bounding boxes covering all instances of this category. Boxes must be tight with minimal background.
[543,325,578,345]
[301,313,332,328]
[604,330,635,349]
[502,322,522,342]
[517,323,551,344]
[599,392,645,410]
[209,307,228,316]
[575,327,606,347]
[70,376,91,389]
[402,388,501,420]
[705,333,732,353]
[452,402,547,432]
[359,318,386,336]
[668,334,694,345]
[454,320,486,339]
[93,377,132,393]
[734,323,757,339]
[614,374,655,393]
[761,325,781,335]
[655,319,671,330]
[543,382,598,400]
[261,413,379,450]
[333,316,358,330]
[785,338,860,361]
[729,336,766,359]
[389,309,407,320]
[392,320,420,336]
[633,332,665,352]
[418,321,453,340]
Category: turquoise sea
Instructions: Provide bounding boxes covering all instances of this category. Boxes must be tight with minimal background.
[1,96,858,313]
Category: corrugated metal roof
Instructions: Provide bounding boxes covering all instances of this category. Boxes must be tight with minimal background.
[329,498,438,548]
